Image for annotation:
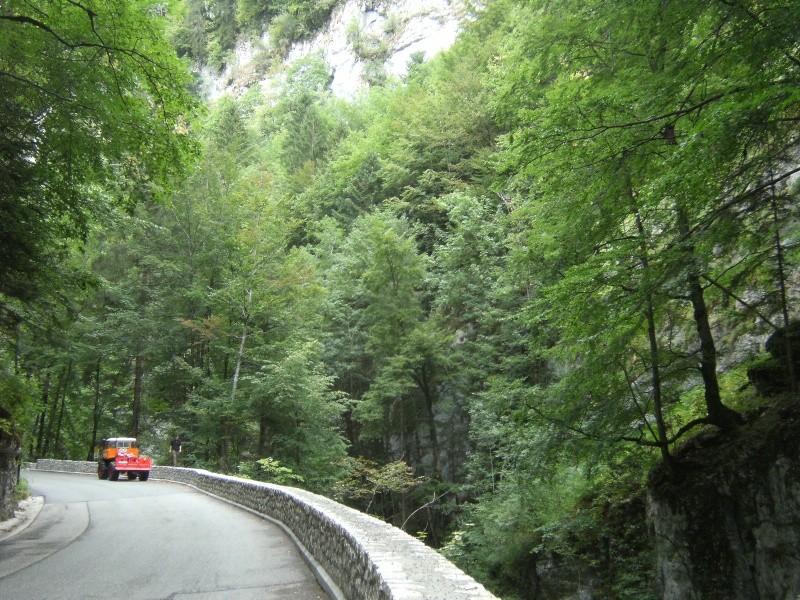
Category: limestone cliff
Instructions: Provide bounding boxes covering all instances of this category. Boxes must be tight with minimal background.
[200,0,467,101]
[648,400,800,599]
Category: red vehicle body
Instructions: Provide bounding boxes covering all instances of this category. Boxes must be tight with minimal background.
[96,437,152,481]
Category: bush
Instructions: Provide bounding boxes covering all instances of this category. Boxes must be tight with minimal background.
[268,13,304,53]
[237,457,305,486]
[12,477,29,504]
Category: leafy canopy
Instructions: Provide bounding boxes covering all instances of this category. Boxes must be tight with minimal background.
[0,0,197,304]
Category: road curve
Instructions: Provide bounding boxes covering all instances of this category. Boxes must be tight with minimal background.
[0,470,330,600]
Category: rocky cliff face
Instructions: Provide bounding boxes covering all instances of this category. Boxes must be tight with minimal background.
[200,0,467,100]
[0,419,20,521]
[648,401,800,599]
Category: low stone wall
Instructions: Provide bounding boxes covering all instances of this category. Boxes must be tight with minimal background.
[31,459,497,600]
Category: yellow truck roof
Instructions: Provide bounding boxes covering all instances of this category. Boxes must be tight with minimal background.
[103,437,138,446]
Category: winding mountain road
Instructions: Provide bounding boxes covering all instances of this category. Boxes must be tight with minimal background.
[0,470,330,600]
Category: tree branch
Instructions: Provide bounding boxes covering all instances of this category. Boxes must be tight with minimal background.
[401,487,454,532]
[716,0,800,68]
[0,12,170,73]
[622,417,711,447]
[701,274,777,329]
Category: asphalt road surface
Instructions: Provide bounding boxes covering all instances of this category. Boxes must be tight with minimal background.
[0,470,331,600]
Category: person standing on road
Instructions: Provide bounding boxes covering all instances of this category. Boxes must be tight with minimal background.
[170,434,182,466]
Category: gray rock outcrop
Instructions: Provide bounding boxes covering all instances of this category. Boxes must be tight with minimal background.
[649,402,800,599]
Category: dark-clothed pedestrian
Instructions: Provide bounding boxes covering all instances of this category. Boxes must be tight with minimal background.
[170,434,181,466]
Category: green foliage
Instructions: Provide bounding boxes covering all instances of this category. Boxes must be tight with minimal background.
[0,0,197,305]
[267,12,303,53]
[244,339,349,488]
[236,0,343,51]
[236,0,273,30]
[322,208,454,469]
[276,0,341,38]
[347,17,390,61]
[171,0,210,62]
[0,372,38,432]
[444,454,656,599]
[275,56,339,176]
[175,0,282,70]
[333,456,427,517]
[237,457,305,485]
[490,0,800,445]
[12,477,29,504]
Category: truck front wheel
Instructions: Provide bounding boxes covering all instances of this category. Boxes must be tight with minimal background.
[97,463,108,480]
[139,471,149,481]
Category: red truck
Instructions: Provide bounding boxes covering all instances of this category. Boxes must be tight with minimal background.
[96,437,152,481]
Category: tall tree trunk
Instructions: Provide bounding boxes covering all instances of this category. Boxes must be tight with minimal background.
[13,322,19,373]
[677,207,742,429]
[43,366,68,456]
[412,427,423,468]
[416,367,442,480]
[29,414,40,458]
[630,196,671,465]
[131,352,144,438]
[398,398,406,462]
[53,360,72,457]
[224,289,251,473]
[35,381,47,456]
[88,358,102,461]
[258,416,270,457]
[772,192,797,393]
[644,299,672,462]
[231,319,248,403]
[53,396,67,458]
[219,436,230,474]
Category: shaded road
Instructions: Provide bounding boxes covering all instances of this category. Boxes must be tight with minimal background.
[0,470,330,600]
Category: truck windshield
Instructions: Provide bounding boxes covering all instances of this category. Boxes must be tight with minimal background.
[109,439,138,448]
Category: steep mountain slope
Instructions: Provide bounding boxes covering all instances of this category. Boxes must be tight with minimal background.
[200,0,467,100]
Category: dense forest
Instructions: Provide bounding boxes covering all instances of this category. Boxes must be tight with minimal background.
[2,0,799,598]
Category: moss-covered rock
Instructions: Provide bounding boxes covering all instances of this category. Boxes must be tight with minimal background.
[747,322,800,396]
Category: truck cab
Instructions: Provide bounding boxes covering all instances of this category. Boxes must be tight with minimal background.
[97,437,151,481]
[101,437,140,460]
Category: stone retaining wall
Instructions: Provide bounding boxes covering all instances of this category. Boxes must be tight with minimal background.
[31,459,497,600]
